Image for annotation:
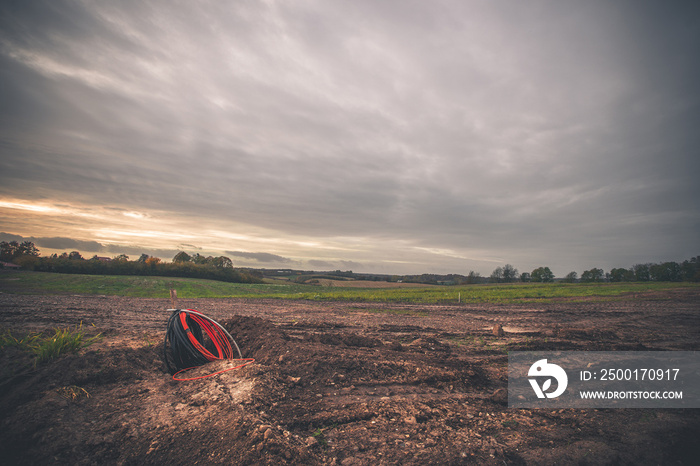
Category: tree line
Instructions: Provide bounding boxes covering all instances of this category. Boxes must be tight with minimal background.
[2,240,698,285]
[485,257,699,284]
[0,241,262,284]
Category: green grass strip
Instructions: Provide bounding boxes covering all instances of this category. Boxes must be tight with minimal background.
[1,271,697,304]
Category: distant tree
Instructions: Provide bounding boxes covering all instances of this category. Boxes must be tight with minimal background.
[145,256,161,267]
[665,261,683,282]
[632,263,651,282]
[27,248,262,284]
[465,270,481,284]
[649,262,682,282]
[502,264,519,283]
[13,254,39,269]
[609,267,634,282]
[490,266,503,283]
[173,252,192,263]
[563,271,578,283]
[193,254,215,265]
[681,256,700,282]
[0,241,18,261]
[137,254,150,263]
[520,272,531,282]
[19,241,39,257]
[1,240,39,261]
[211,256,233,268]
[531,266,554,283]
[68,251,84,260]
[581,268,605,282]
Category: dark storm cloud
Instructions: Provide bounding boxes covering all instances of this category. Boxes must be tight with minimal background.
[176,244,203,252]
[0,232,179,260]
[227,251,293,264]
[307,260,335,270]
[35,236,104,251]
[0,232,25,243]
[306,259,363,271]
[0,232,103,251]
[1,0,698,274]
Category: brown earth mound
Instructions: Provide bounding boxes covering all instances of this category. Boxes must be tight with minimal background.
[1,290,699,464]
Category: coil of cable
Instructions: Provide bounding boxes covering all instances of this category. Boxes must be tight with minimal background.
[163,309,253,381]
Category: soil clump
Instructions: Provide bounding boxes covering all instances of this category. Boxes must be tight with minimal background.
[1,289,699,464]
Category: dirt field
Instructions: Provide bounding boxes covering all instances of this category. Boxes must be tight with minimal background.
[1,288,699,465]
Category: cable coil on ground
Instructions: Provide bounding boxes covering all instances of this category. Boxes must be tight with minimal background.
[163,309,254,381]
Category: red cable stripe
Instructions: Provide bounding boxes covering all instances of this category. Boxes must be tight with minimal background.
[171,309,252,381]
[190,314,224,360]
[179,312,217,360]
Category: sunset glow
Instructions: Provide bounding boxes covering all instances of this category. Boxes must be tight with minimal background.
[1,1,698,274]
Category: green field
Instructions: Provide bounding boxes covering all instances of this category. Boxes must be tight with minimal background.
[1,271,697,304]
[0,271,316,298]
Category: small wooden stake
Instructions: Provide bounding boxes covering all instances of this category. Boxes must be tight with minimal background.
[170,289,178,309]
[492,323,504,337]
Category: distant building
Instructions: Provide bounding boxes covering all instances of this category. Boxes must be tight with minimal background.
[0,261,21,270]
[95,256,112,262]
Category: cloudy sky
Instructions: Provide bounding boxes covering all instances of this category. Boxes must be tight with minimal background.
[1,0,698,276]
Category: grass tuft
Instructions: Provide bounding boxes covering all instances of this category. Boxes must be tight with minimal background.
[33,323,102,366]
[0,329,41,350]
[312,428,328,447]
[1,324,102,366]
[56,385,90,401]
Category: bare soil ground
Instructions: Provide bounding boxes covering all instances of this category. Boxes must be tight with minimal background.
[0,288,699,465]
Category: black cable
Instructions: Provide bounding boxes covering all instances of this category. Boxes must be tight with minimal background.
[163,310,204,373]
[163,309,242,375]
